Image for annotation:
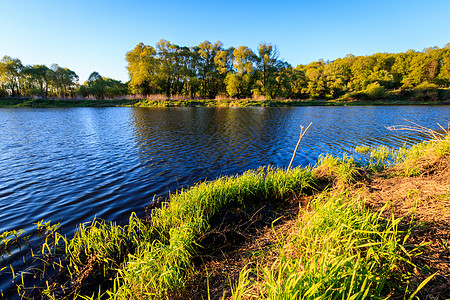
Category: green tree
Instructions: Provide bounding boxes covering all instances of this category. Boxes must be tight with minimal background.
[225,46,256,98]
[349,56,376,90]
[87,71,107,98]
[439,49,450,85]
[367,53,395,88]
[103,78,128,98]
[214,47,234,75]
[79,72,128,99]
[305,60,327,98]
[49,64,79,97]
[126,43,158,95]
[155,39,180,97]
[171,46,191,96]
[269,62,294,99]
[214,47,234,97]
[0,56,23,96]
[255,43,285,99]
[390,50,416,87]
[404,47,442,87]
[195,41,223,98]
[323,56,354,98]
[28,64,51,97]
[289,65,308,98]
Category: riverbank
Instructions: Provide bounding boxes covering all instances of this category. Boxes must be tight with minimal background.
[0,126,445,299]
[0,97,138,108]
[1,89,450,108]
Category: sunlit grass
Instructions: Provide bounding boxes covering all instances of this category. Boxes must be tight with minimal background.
[114,166,315,298]
[315,154,359,184]
[66,213,150,279]
[231,190,421,299]
[394,132,450,177]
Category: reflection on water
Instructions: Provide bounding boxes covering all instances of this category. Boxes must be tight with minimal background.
[130,106,447,191]
[0,105,449,295]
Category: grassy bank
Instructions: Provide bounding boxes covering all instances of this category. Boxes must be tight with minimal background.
[0,98,139,108]
[1,88,450,108]
[2,129,449,299]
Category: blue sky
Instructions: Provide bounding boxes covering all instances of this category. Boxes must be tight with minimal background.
[1,0,449,83]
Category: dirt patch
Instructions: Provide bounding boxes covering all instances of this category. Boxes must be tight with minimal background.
[172,195,311,300]
[363,155,450,299]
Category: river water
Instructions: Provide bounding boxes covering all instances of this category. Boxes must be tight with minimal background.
[0,105,449,294]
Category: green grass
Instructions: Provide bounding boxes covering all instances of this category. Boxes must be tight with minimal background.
[0,98,138,108]
[66,213,150,279]
[231,190,421,299]
[315,154,360,184]
[113,166,315,298]
[3,91,450,108]
[393,132,450,177]
[7,166,314,298]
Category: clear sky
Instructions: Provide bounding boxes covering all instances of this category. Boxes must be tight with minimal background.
[1,0,449,83]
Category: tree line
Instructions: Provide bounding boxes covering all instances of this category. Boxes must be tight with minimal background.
[1,41,450,100]
[126,40,450,100]
[0,57,127,99]
[126,40,295,99]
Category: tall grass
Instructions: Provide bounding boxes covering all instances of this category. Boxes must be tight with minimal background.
[66,213,150,278]
[113,167,315,298]
[393,130,450,177]
[386,122,450,176]
[315,154,359,184]
[231,190,419,299]
[19,167,314,298]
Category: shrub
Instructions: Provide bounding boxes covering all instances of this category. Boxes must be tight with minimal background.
[365,82,386,99]
[0,87,8,98]
[440,88,450,101]
[341,90,367,100]
[415,81,438,91]
[412,82,439,101]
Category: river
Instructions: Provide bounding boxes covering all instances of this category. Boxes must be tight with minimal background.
[0,105,449,295]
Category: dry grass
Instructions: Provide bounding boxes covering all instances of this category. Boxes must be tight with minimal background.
[361,154,450,299]
[387,120,450,142]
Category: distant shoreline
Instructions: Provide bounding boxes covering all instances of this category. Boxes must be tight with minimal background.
[1,95,450,108]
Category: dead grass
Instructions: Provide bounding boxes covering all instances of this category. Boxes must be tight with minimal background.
[361,154,450,299]
[366,156,450,223]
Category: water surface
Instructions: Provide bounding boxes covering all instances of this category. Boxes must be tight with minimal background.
[0,106,449,294]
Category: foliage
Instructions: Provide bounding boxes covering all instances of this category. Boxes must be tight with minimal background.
[79,71,128,99]
[0,56,80,98]
[5,133,450,298]
[411,81,439,101]
[0,56,23,97]
[0,57,127,99]
[2,42,450,101]
[115,166,315,298]
[365,82,386,99]
[124,41,450,100]
[316,154,359,184]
